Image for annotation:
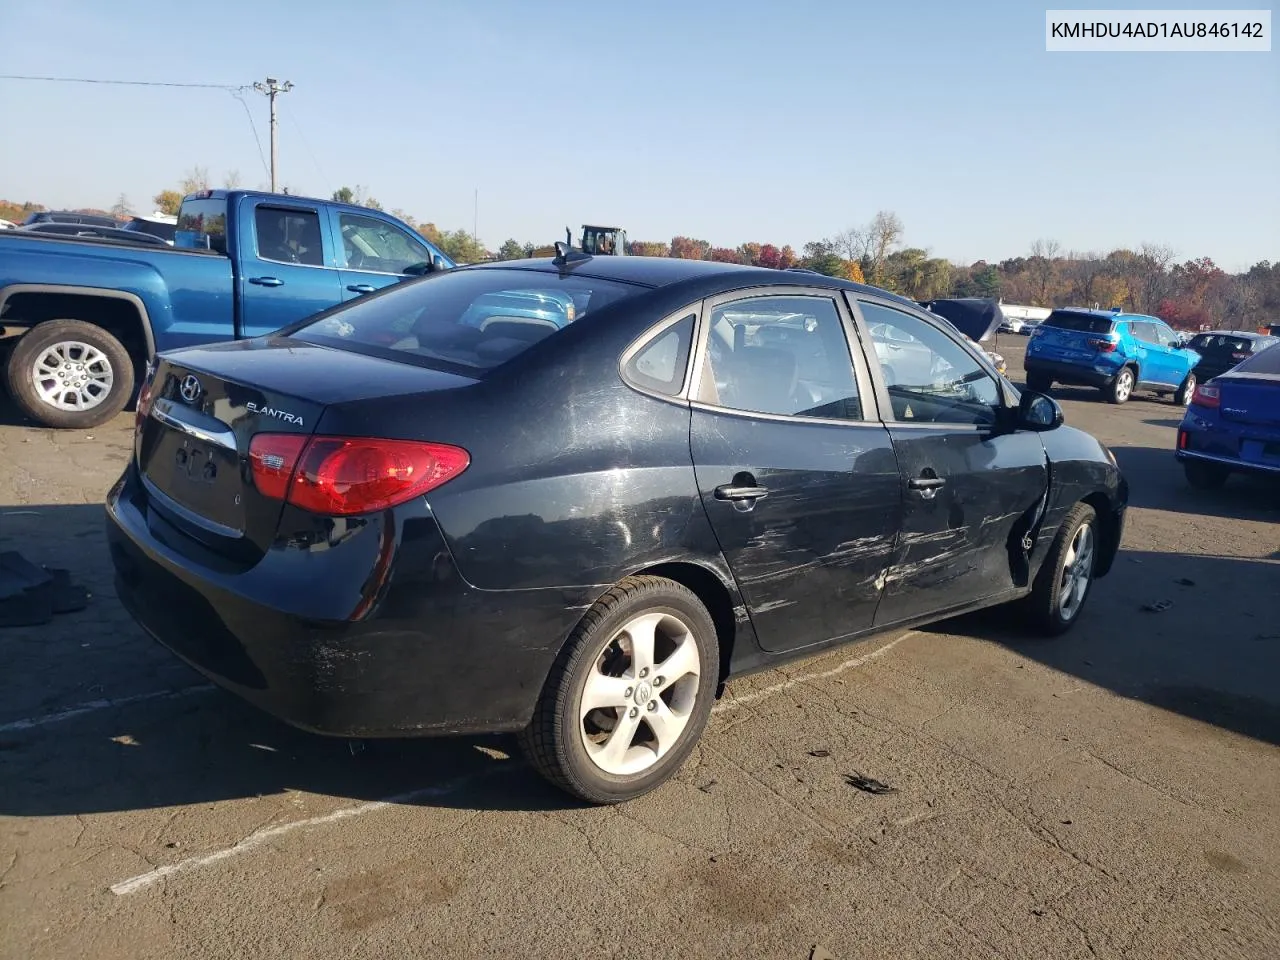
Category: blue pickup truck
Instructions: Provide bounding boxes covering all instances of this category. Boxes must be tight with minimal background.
[0,190,454,428]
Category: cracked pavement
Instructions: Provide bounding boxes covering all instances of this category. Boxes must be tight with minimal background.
[1,339,1278,959]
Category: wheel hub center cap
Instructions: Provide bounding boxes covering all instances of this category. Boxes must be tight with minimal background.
[633,681,652,705]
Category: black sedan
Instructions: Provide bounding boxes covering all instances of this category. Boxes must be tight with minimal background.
[106,255,1128,803]
[1186,330,1279,383]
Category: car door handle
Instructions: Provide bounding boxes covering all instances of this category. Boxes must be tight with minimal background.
[249,276,284,287]
[714,484,769,502]
[346,284,377,294]
[908,477,945,490]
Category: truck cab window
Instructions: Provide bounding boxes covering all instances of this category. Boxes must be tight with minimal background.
[256,207,323,267]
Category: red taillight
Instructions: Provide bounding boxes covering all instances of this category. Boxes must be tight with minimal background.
[1177,429,1188,449]
[249,434,469,515]
[1191,383,1220,409]
[134,367,156,434]
[1088,337,1118,352]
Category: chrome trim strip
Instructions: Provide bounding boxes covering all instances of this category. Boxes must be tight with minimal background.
[1177,448,1280,474]
[151,398,237,451]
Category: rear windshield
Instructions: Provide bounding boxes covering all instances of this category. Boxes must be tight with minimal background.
[1044,310,1115,334]
[1188,333,1255,353]
[1233,341,1280,374]
[176,197,228,253]
[292,267,647,373]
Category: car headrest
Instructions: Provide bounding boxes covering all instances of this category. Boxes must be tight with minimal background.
[736,346,797,390]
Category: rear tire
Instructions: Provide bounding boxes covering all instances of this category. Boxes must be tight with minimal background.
[1174,372,1196,406]
[5,320,134,429]
[1106,367,1134,405]
[1025,371,1052,393]
[1184,460,1229,490]
[1025,503,1098,636]
[519,575,718,804]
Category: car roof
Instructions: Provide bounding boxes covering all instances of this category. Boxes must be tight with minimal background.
[467,255,919,306]
[1192,329,1268,340]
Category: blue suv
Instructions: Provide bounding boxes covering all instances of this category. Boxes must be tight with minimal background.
[1024,308,1201,405]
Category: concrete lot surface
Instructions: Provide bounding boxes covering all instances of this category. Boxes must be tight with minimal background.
[1,337,1277,960]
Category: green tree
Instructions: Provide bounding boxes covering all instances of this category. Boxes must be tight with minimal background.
[497,239,526,260]
[153,190,184,216]
[437,229,487,264]
[332,186,355,204]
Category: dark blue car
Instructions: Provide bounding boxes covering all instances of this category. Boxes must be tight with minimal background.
[1176,341,1280,488]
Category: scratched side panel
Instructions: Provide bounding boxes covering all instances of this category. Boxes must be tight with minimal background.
[689,409,901,654]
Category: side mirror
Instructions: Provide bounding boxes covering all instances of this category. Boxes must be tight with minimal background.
[1016,391,1064,431]
[432,254,449,272]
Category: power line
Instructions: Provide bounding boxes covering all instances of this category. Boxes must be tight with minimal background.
[0,74,246,91]
[230,91,271,182]
[280,100,328,188]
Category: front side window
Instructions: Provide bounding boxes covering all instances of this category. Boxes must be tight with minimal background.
[1154,324,1178,347]
[294,267,645,373]
[255,207,324,266]
[858,300,1001,426]
[339,213,429,274]
[694,295,863,420]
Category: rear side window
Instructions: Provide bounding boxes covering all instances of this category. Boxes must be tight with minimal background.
[255,207,324,266]
[623,314,694,396]
[1128,322,1158,344]
[176,197,228,253]
[1234,341,1280,374]
[294,267,645,373]
[1189,334,1256,353]
[1044,310,1114,334]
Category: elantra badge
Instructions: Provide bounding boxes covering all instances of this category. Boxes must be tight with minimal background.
[246,401,304,426]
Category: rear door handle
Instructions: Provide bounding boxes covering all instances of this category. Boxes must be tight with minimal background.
[346,284,377,294]
[248,276,284,287]
[714,484,769,502]
[908,477,946,490]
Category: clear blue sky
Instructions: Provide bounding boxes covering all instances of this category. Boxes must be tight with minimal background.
[1,0,1276,270]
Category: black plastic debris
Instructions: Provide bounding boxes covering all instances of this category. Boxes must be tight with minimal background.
[844,772,896,795]
[1141,599,1173,613]
[0,551,88,627]
[1175,578,1197,587]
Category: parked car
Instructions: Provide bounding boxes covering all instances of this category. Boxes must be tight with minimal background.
[107,255,1128,804]
[21,210,122,228]
[1185,330,1278,383]
[1176,342,1280,488]
[998,316,1024,334]
[0,219,15,231]
[17,222,170,246]
[0,190,453,429]
[120,213,179,245]
[1019,317,1044,335]
[1024,308,1201,405]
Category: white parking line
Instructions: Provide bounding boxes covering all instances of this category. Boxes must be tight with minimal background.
[0,684,215,733]
[109,631,910,895]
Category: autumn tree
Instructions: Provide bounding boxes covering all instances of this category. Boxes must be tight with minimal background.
[629,240,670,257]
[153,190,184,216]
[416,222,442,245]
[1028,238,1062,306]
[736,242,762,266]
[180,166,210,196]
[707,247,741,263]
[670,236,710,260]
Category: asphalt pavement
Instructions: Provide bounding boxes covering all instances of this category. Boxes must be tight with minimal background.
[1,336,1278,960]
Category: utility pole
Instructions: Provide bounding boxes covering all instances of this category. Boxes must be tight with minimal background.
[252,77,294,192]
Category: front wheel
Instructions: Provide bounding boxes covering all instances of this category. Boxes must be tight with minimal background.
[1025,503,1098,636]
[5,319,135,429]
[1106,367,1134,405]
[1174,372,1196,406]
[519,576,719,804]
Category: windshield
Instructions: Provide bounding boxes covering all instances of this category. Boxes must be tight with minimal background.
[1233,341,1280,374]
[1044,310,1115,334]
[1188,333,1255,354]
[292,267,647,372]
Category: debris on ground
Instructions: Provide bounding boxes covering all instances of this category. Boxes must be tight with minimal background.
[844,773,896,795]
[0,551,89,627]
[810,945,837,960]
[1141,599,1174,613]
[697,779,718,794]
[1175,578,1197,587]
[808,749,831,758]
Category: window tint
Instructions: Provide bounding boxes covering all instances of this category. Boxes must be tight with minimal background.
[1188,333,1256,354]
[694,296,862,420]
[1153,324,1178,346]
[624,314,694,396]
[339,213,429,274]
[1234,341,1280,374]
[295,268,644,373]
[1044,310,1114,334]
[859,301,1001,426]
[176,197,228,253]
[255,207,323,266]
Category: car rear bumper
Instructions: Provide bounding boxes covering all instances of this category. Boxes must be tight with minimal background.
[105,465,583,738]
[1175,447,1280,476]
[1024,358,1118,388]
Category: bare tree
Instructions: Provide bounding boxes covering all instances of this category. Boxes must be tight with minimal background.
[223,169,242,189]
[1136,242,1176,313]
[867,210,903,286]
[832,226,868,263]
[110,193,131,219]
[180,166,210,195]
[1028,238,1061,306]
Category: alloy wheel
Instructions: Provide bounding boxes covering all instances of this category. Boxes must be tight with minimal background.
[1058,522,1095,621]
[32,341,114,411]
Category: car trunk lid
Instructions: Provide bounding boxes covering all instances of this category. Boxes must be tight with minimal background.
[136,337,476,558]
[1217,372,1280,428]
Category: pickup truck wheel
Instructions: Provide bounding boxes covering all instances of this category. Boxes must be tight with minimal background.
[6,320,135,429]
[518,575,718,804]
[1106,367,1134,405]
[1174,372,1196,406]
